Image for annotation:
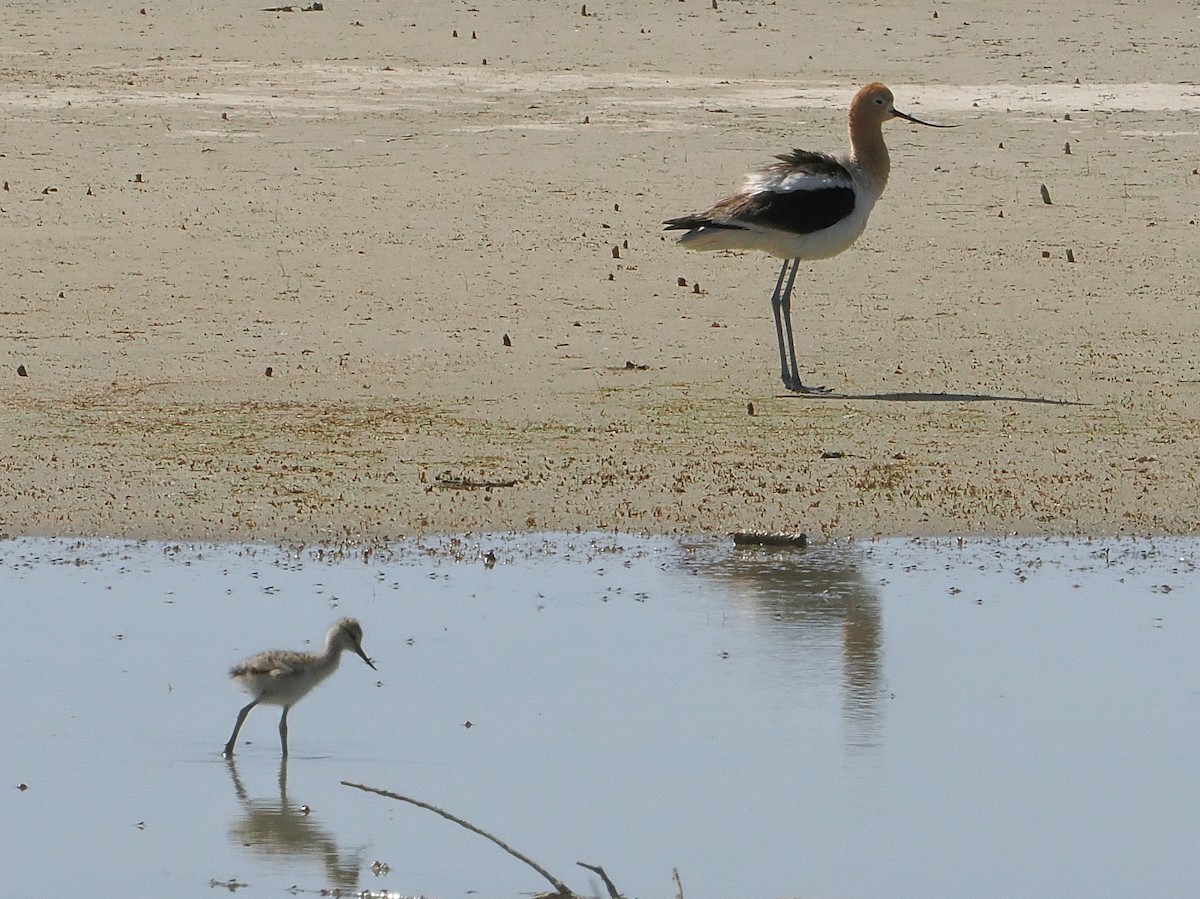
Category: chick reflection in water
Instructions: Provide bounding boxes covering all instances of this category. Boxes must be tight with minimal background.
[223,618,376,758]
[226,758,363,891]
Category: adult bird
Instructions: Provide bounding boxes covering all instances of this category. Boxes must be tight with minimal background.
[664,82,955,394]
[222,617,376,758]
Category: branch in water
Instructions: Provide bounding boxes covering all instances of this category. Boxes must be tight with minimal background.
[340,780,573,896]
[577,861,622,899]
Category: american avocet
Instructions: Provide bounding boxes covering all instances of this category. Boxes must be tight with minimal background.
[222,617,376,758]
[664,82,955,394]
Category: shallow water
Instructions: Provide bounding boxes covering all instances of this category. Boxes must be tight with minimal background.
[1,534,1197,898]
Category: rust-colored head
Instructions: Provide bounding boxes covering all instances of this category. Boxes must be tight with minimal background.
[850,82,956,129]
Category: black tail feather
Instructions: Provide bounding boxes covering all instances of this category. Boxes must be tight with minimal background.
[663,215,745,232]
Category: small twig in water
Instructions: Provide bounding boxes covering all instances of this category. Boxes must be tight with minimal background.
[731,530,807,548]
[341,780,573,896]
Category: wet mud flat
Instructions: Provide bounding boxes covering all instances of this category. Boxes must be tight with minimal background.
[2,2,1199,542]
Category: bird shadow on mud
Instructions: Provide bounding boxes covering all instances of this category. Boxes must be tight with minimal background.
[791,390,1089,406]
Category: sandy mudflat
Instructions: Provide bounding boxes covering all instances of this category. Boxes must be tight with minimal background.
[1,0,1197,543]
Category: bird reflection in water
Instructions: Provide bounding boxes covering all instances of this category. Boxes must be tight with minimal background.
[225,757,363,891]
[692,542,883,751]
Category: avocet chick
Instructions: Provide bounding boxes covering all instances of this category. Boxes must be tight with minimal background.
[222,617,376,758]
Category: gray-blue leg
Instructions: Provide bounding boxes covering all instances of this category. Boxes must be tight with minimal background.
[224,699,259,758]
[769,259,793,386]
[776,259,830,394]
[778,259,803,389]
[279,706,290,758]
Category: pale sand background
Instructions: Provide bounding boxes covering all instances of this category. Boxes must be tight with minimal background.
[2,0,1198,542]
